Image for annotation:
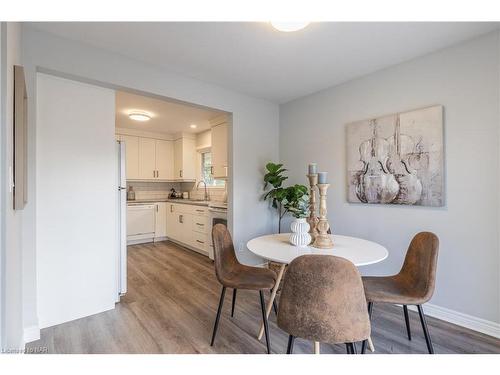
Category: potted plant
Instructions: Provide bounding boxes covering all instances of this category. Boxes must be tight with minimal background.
[263,162,289,233]
[263,163,310,245]
[284,185,311,247]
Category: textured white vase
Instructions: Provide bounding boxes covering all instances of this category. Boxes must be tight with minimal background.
[289,218,312,247]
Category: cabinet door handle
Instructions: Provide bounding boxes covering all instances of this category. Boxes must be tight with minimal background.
[196,240,204,244]
[210,166,214,175]
[179,215,183,224]
[153,170,155,178]
[170,205,174,212]
[157,170,159,178]
[180,170,183,178]
[156,205,158,212]
[196,222,204,226]
[196,209,204,213]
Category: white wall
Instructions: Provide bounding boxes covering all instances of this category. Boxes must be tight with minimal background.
[21,27,279,336]
[36,74,117,328]
[0,22,24,349]
[280,32,500,327]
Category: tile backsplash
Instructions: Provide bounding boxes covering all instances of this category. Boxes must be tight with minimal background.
[127,181,227,202]
[181,182,227,202]
[126,181,180,200]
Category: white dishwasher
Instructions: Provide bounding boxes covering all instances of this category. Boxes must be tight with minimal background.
[127,204,156,243]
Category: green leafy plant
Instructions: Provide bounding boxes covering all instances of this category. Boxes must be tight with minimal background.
[263,162,309,232]
[284,185,309,219]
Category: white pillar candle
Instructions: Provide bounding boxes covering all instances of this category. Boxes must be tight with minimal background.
[318,172,328,184]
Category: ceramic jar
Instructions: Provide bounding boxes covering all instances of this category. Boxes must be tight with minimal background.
[289,218,312,247]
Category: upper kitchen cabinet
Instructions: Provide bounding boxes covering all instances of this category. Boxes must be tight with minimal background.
[210,115,229,179]
[174,136,196,181]
[120,135,140,180]
[138,137,174,180]
[118,133,174,181]
[155,139,174,180]
[139,137,157,179]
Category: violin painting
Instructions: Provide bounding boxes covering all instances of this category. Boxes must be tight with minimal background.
[347,105,444,207]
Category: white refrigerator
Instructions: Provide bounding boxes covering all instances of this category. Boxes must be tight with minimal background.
[117,140,127,297]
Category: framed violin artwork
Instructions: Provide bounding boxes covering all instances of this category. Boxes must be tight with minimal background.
[346,105,444,207]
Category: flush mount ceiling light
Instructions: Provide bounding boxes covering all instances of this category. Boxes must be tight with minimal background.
[190,124,197,129]
[128,111,151,122]
[271,22,310,32]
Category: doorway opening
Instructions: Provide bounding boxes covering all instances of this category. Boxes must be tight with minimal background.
[115,89,231,298]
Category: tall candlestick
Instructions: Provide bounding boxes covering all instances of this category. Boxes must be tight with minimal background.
[308,163,317,175]
[306,173,319,241]
[318,172,328,184]
[312,183,334,249]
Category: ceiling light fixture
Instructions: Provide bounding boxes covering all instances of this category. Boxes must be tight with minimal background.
[190,124,197,129]
[128,111,151,122]
[271,22,310,32]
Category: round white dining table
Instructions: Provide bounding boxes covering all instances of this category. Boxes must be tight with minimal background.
[246,233,388,354]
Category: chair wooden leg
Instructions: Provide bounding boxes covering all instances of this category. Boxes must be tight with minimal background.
[314,341,320,354]
[259,290,271,354]
[286,335,295,354]
[361,301,373,354]
[403,305,412,340]
[210,286,226,346]
[417,305,434,354]
[231,289,237,317]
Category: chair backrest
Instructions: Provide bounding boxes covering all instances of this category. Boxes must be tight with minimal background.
[211,223,240,285]
[398,231,439,303]
[277,254,370,344]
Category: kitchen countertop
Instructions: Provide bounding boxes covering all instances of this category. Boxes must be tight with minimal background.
[127,198,227,209]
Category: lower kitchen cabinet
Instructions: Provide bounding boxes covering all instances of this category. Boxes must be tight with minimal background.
[166,202,208,254]
[154,202,168,239]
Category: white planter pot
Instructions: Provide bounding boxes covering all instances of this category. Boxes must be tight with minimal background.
[289,218,312,247]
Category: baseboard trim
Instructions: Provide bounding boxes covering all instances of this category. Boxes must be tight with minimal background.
[406,303,500,339]
[24,325,40,343]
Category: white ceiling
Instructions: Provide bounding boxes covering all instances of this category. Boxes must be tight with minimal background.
[115,90,222,134]
[29,22,499,103]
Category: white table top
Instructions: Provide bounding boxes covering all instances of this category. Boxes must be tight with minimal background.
[247,233,388,267]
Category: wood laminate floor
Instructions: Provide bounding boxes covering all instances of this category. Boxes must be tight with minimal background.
[27,241,500,354]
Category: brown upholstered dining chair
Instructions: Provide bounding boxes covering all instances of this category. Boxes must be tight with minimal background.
[268,225,332,313]
[277,254,371,354]
[361,232,439,354]
[211,224,277,354]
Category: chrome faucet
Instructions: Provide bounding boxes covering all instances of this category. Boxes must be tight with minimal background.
[197,180,209,201]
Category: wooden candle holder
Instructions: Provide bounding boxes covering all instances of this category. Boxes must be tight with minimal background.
[312,183,334,249]
[306,174,319,240]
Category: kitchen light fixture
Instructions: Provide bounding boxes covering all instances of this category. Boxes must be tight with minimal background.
[128,111,151,122]
[271,22,309,32]
[190,124,197,129]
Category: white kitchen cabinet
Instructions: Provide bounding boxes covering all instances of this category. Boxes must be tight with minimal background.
[192,215,208,234]
[211,122,228,179]
[154,202,168,239]
[166,203,181,240]
[174,137,196,180]
[139,137,156,179]
[119,134,174,181]
[179,213,193,244]
[121,135,140,180]
[166,202,209,255]
[155,139,174,180]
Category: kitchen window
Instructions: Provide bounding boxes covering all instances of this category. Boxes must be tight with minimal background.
[201,151,225,188]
